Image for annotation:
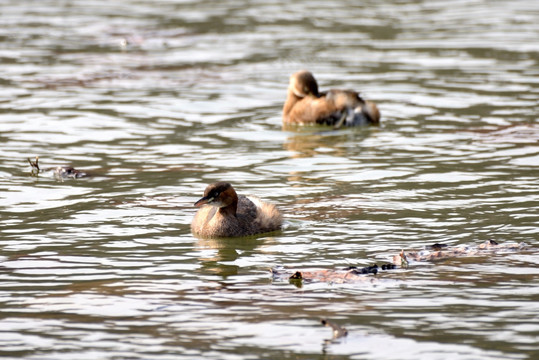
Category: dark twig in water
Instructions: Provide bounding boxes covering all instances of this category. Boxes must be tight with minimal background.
[400,249,409,268]
[427,243,449,251]
[28,156,40,176]
[346,263,396,275]
[288,271,304,287]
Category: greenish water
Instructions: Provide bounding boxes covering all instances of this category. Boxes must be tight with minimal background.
[1,0,538,359]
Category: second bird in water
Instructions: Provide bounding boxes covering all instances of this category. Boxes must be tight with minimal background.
[282,70,380,128]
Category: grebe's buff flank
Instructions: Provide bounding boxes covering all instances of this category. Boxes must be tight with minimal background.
[191,182,282,238]
[283,70,380,127]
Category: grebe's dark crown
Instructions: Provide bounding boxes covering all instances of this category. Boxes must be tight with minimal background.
[194,182,234,207]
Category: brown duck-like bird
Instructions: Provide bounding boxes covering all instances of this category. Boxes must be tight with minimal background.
[282,70,380,127]
[191,182,282,238]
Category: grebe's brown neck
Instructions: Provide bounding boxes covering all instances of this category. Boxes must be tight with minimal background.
[283,89,301,119]
[283,70,320,120]
[218,195,238,217]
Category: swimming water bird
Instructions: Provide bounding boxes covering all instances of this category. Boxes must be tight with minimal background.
[191,182,282,238]
[282,70,380,127]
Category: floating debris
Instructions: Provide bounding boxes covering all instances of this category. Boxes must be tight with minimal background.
[426,243,449,251]
[345,263,396,275]
[392,240,527,265]
[321,319,348,339]
[399,250,409,268]
[271,263,396,285]
[271,241,527,285]
[27,156,89,180]
[27,156,40,176]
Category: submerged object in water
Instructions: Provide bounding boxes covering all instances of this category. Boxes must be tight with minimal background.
[28,156,89,180]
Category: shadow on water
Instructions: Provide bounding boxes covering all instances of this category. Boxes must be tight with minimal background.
[195,235,280,278]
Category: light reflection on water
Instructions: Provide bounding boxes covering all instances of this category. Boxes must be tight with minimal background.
[1,0,538,359]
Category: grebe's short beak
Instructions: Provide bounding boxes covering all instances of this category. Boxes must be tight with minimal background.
[194,196,213,207]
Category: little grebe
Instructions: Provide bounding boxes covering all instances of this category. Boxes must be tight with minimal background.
[282,70,380,127]
[191,182,282,238]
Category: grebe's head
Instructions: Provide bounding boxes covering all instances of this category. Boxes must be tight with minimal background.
[194,182,237,208]
[288,70,319,98]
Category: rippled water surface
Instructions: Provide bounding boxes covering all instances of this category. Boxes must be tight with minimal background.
[1,0,538,359]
